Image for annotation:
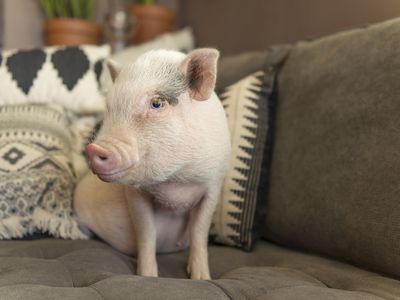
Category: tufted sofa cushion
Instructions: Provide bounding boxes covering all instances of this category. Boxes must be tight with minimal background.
[0,239,398,299]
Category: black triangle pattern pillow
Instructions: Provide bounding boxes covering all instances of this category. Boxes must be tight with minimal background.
[210,68,277,251]
[0,45,110,113]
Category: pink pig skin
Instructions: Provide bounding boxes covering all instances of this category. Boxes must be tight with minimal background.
[74,49,231,280]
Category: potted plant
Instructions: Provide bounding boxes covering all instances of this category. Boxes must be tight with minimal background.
[126,0,176,44]
[40,0,101,46]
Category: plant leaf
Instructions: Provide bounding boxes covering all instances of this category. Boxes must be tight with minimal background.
[39,0,96,20]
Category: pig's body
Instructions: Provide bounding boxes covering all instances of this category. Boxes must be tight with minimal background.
[76,92,228,254]
[74,49,230,280]
[75,175,194,254]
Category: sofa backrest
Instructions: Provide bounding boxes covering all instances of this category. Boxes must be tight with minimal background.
[264,17,400,278]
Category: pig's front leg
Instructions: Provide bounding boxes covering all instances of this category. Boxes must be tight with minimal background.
[124,187,158,277]
[187,182,221,280]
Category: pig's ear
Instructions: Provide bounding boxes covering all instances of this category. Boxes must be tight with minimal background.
[107,59,121,82]
[180,48,219,101]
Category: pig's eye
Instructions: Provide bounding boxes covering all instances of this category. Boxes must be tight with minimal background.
[150,96,166,109]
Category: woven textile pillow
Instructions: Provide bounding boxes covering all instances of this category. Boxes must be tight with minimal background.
[210,69,276,251]
[0,103,88,239]
[0,45,110,113]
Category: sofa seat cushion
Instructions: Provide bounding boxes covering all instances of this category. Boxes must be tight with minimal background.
[0,239,397,299]
[215,267,384,300]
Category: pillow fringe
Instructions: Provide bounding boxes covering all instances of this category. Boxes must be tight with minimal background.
[33,207,89,240]
[0,216,34,239]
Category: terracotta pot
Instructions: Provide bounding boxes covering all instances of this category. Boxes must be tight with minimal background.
[127,4,176,44]
[44,19,101,46]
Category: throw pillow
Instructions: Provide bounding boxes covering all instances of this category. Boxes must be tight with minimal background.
[0,103,88,239]
[0,45,110,113]
[210,69,277,251]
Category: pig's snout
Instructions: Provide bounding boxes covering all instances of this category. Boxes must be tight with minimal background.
[86,143,117,176]
[86,142,138,182]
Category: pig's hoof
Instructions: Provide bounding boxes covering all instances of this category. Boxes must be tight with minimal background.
[187,261,211,280]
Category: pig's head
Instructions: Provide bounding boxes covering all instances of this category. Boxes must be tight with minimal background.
[86,48,219,187]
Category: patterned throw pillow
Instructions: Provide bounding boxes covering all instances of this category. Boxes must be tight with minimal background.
[0,45,110,113]
[210,69,276,251]
[0,103,88,239]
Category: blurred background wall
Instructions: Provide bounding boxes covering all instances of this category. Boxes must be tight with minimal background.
[1,0,400,52]
[179,0,400,54]
[0,0,3,49]
[1,0,178,50]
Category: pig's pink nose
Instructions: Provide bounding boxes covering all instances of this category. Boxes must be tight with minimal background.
[86,143,117,174]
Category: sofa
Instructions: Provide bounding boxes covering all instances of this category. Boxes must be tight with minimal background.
[1,6,400,300]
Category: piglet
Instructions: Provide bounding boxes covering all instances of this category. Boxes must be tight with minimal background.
[74,48,230,280]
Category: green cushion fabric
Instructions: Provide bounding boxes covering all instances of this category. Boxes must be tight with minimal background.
[265,17,400,278]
